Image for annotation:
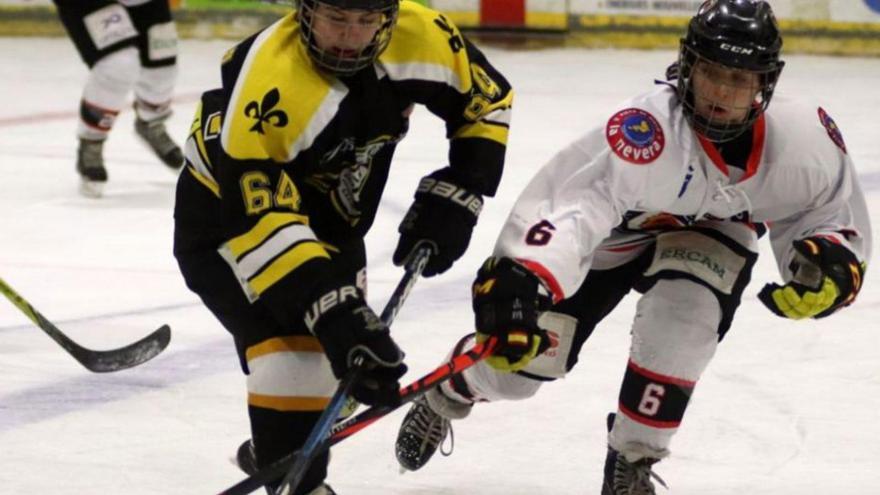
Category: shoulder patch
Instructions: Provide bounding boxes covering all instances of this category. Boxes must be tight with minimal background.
[817,107,847,154]
[606,108,665,165]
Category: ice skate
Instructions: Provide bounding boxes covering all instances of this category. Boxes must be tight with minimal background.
[234,438,258,476]
[601,447,665,495]
[601,414,667,495]
[76,138,107,198]
[135,116,184,170]
[395,388,470,472]
[234,439,337,494]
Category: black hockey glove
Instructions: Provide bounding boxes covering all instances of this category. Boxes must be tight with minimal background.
[306,286,407,407]
[393,169,483,277]
[759,236,865,320]
[472,257,552,372]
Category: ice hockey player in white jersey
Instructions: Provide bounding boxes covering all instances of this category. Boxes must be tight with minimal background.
[394,1,871,494]
[54,0,184,197]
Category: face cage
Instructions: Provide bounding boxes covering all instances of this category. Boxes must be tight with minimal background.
[677,45,782,143]
[299,0,398,77]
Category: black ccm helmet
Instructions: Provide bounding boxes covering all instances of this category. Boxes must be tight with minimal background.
[677,0,785,142]
[298,0,399,76]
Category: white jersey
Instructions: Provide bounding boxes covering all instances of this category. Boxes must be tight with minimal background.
[495,85,872,300]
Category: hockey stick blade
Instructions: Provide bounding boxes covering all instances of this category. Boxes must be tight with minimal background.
[64,324,172,373]
[217,336,497,495]
[1,277,172,372]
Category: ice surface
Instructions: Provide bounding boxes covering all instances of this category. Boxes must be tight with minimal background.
[1,37,878,494]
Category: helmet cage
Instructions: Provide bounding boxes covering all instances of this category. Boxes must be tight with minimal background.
[677,44,783,142]
[676,0,785,142]
[298,0,399,76]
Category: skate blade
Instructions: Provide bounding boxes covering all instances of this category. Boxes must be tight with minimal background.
[79,179,105,198]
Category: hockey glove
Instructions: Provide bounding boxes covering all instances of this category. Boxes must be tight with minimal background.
[472,257,552,372]
[759,236,865,320]
[393,169,483,277]
[306,286,407,407]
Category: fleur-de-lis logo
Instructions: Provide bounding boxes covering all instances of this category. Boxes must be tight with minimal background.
[245,88,288,134]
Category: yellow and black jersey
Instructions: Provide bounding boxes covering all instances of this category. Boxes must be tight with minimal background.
[174,1,512,329]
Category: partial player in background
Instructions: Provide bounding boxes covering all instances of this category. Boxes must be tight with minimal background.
[173,0,513,493]
[53,0,183,197]
[394,1,871,494]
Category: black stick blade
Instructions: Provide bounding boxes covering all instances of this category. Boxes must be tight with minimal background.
[71,324,172,373]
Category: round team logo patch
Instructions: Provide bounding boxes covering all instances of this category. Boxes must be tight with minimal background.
[818,107,847,154]
[606,108,665,164]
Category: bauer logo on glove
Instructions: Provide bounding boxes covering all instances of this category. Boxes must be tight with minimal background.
[393,168,484,277]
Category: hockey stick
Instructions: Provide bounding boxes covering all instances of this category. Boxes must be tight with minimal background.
[219,336,498,495]
[275,245,432,494]
[0,276,171,373]
[327,335,497,443]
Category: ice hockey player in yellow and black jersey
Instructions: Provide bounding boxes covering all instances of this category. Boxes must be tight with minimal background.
[173,1,512,492]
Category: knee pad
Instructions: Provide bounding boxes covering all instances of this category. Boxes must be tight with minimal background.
[83,47,141,107]
[632,279,721,377]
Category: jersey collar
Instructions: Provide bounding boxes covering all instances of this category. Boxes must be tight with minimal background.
[697,113,766,182]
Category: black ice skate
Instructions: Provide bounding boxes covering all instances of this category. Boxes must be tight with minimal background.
[134,116,184,170]
[601,414,667,495]
[395,396,451,472]
[396,386,473,472]
[234,438,258,476]
[233,438,337,494]
[76,138,108,198]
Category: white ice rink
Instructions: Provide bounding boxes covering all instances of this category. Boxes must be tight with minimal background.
[1,35,879,494]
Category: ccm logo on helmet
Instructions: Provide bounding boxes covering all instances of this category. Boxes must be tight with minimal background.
[720,43,754,54]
